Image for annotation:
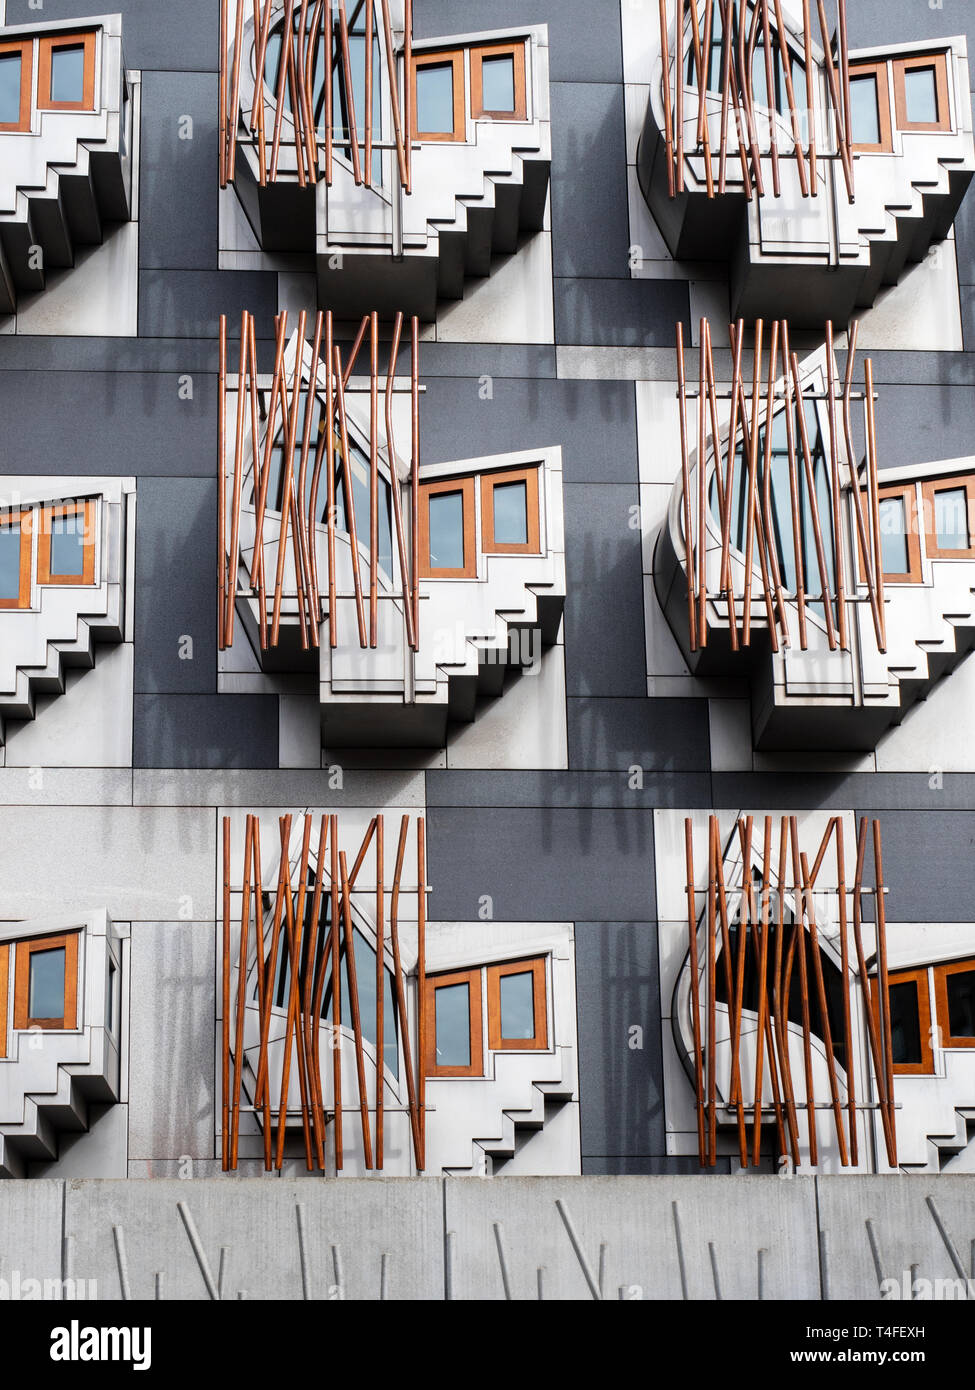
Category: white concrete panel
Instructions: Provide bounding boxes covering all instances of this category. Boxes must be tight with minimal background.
[636,379,682,485]
[14,221,140,337]
[858,236,964,353]
[0,1181,64,1289]
[127,922,215,1162]
[0,767,131,805]
[132,768,426,807]
[708,698,753,772]
[620,0,654,87]
[434,231,554,344]
[876,652,975,772]
[278,693,322,769]
[447,643,568,770]
[5,642,134,768]
[497,1099,581,1175]
[0,806,215,921]
[30,1103,128,1179]
[644,574,693,678]
[557,345,676,380]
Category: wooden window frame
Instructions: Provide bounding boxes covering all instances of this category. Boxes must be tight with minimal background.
[37,30,97,112]
[410,49,466,142]
[418,475,476,578]
[0,944,8,1059]
[933,958,975,1050]
[848,60,893,153]
[37,500,96,587]
[868,482,922,583]
[480,465,541,555]
[0,509,33,610]
[892,52,951,134]
[873,967,934,1075]
[919,474,975,559]
[13,932,79,1031]
[0,39,33,132]
[487,956,548,1052]
[423,967,483,1078]
[470,41,527,122]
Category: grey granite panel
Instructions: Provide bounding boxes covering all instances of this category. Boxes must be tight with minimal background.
[135,478,217,694]
[139,269,277,340]
[413,1,623,84]
[710,771,975,811]
[417,342,558,378]
[575,922,665,1158]
[134,694,279,769]
[569,696,711,771]
[875,385,975,470]
[564,483,647,695]
[424,769,712,809]
[420,375,640,483]
[550,83,630,280]
[854,809,975,922]
[139,73,219,271]
[0,369,214,475]
[5,0,219,71]
[555,277,692,347]
[0,1182,64,1288]
[426,806,655,921]
[582,1155,733,1175]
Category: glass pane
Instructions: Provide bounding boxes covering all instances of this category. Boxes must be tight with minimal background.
[499,970,535,1040]
[333,442,394,576]
[946,969,975,1039]
[50,45,85,103]
[50,513,86,577]
[29,947,66,1020]
[106,961,115,1030]
[0,522,22,600]
[428,490,465,570]
[903,66,938,124]
[934,487,969,550]
[416,63,455,135]
[850,75,881,144]
[879,496,909,574]
[0,52,22,124]
[889,980,922,1065]
[491,480,528,545]
[481,55,515,112]
[435,982,471,1067]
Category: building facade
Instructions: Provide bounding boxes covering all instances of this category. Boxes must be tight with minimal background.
[1,0,975,1299]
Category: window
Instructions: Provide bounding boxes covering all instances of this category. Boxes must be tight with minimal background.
[848,61,893,152]
[873,484,922,582]
[487,957,547,1051]
[875,968,934,1075]
[471,41,527,121]
[934,959,975,1049]
[37,501,96,586]
[0,39,32,132]
[38,31,96,112]
[411,50,465,141]
[13,932,79,1031]
[480,466,541,555]
[892,53,951,133]
[106,959,116,1032]
[418,476,476,578]
[423,968,483,1077]
[0,509,32,609]
[920,474,975,559]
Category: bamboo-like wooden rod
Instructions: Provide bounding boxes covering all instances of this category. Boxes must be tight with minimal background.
[379,0,409,190]
[337,0,364,184]
[759,0,781,196]
[750,818,772,1165]
[687,0,714,197]
[873,821,896,1165]
[741,318,763,644]
[330,817,343,1170]
[218,316,228,652]
[369,311,380,647]
[660,0,676,198]
[385,313,417,650]
[220,0,230,188]
[800,848,849,1164]
[676,0,685,194]
[255,815,291,1170]
[772,0,809,195]
[404,0,413,192]
[390,815,422,1168]
[825,322,848,649]
[221,816,232,1170]
[339,851,374,1167]
[275,816,314,1169]
[790,350,838,649]
[706,814,719,1165]
[801,0,816,188]
[864,357,886,650]
[333,344,369,647]
[416,814,426,1170]
[696,320,708,643]
[726,818,749,1166]
[375,815,384,1169]
[788,818,818,1164]
[834,817,858,1164]
[850,819,896,1164]
[684,819,706,1163]
[230,814,253,1167]
[411,316,420,640]
[676,324,698,651]
[772,816,801,1164]
[228,0,247,183]
[250,816,272,1162]
[303,815,328,1169]
[225,311,250,649]
[818,0,854,200]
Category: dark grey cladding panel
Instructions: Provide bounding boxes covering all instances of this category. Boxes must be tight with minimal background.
[874,384,975,471]
[139,73,218,271]
[134,694,279,769]
[0,369,214,475]
[425,770,712,809]
[555,277,693,347]
[582,1155,732,1175]
[139,270,277,341]
[5,0,219,71]
[954,183,975,288]
[416,343,557,379]
[550,83,629,280]
[0,339,223,372]
[856,810,975,922]
[412,1,623,84]
[425,807,655,921]
[135,478,217,694]
[563,483,646,696]
[569,697,711,772]
[843,0,975,47]
[419,375,639,484]
[711,772,975,812]
[575,922,666,1158]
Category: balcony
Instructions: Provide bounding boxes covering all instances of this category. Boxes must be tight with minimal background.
[637,2,974,324]
[220,1,551,319]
